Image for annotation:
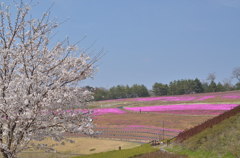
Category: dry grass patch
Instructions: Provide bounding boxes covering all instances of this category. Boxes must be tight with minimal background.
[30,137,140,155]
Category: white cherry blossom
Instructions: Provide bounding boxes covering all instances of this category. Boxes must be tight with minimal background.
[0,1,96,158]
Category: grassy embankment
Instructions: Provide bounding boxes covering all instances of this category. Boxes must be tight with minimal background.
[168,112,240,158]
[72,144,158,158]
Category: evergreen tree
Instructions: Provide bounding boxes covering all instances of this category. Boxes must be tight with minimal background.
[216,82,225,92]
[208,81,217,92]
[235,82,240,90]
[94,88,109,101]
[152,83,168,96]
[193,78,204,93]
[131,84,149,97]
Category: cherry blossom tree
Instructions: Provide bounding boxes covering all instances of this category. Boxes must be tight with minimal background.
[0,1,97,158]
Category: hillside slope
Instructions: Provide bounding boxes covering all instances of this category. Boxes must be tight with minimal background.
[175,105,240,142]
[174,105,240,157]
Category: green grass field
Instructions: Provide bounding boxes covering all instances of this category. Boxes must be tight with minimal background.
[166,112,240,158]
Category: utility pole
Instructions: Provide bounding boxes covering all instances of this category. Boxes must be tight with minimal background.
[162,121,165,141]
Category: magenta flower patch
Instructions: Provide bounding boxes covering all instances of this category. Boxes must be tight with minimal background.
[92,108,126,115]
[69,108,126,116]
[124,104,238,112]
[135,96,197,102]
[134,96,217,102]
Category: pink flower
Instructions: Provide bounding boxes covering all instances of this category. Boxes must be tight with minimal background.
[92,108,125,115]
[135,96,197,102]
[124,104,238,112]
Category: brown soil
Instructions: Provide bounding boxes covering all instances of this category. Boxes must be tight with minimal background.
[94,112,213,131]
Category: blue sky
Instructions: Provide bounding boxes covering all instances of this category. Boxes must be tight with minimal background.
[15,0,240,88]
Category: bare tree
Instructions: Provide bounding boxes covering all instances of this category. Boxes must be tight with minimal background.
[0,1,97,158]
[232,67,240,82]
[207,73,216,82]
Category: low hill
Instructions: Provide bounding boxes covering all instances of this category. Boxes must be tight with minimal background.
[174,105,240,157]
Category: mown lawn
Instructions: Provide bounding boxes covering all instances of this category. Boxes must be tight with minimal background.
[132,149,188,158]
[72,144,158,158]
[166,145,235,158]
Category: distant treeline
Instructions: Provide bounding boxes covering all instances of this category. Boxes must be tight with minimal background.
[93,78,240,101]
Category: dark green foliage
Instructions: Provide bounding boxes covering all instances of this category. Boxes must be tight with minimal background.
[152,83,168,96]
[131,84,150,98]
[202,81,236,93]
[223,82,234,91]
[94,84,149,101]
[235,82,240,90]
[193,78,204,93]
[93,78,240,101]
[216,82,225,92]
[109,85,128,99]
[93,88,109,101]
[208,81,217,92]
[168,79,198,95]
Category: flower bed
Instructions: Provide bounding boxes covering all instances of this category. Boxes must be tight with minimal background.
[124,104,238,112]
[134,95,219,102]
[67,108,126,116]
[134,96,196,102]
[92,108,126,115]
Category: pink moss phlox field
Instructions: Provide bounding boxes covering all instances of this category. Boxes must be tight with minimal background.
[99,98,132,102]
[134,96,217,102]
[157,110,224,115]
[124,104,238,112]
[135,96,197,102]
[98,92,240,102]
[223,95,240,99]
[92,108,126,115]
[124,125,183,132]
[196,96,215,101]
[68,108,126,116]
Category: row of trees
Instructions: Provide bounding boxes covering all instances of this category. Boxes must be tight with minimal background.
[94,77,240,101]
[153,79,239,96]
[94,84,150,101]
